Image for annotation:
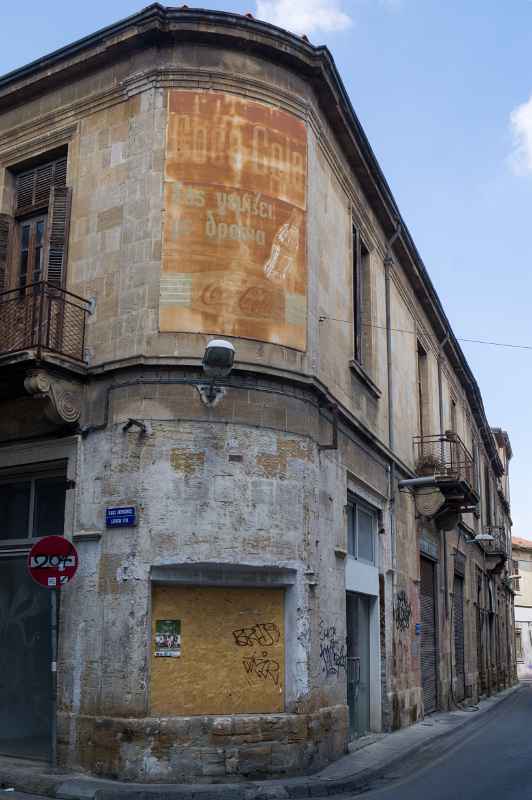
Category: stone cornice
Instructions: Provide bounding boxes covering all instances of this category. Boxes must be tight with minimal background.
[0,123,78,167]
[81,354,413,478]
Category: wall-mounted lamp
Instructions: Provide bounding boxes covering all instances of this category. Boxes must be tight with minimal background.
[464,532,495,544]
[197,339,235,407]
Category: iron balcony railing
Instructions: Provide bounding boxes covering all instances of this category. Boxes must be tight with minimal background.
[0,281,90,364]
[482,525,508,556]
[413,432,475,489]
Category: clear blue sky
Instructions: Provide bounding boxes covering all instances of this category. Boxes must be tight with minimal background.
[2,1,531,537]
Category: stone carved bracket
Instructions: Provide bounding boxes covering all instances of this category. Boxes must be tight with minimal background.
[24,369,82,426]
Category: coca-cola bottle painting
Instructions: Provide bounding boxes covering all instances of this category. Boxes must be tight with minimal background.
[263,208,302,284]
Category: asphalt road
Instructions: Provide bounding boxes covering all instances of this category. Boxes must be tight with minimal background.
[338,682,532,800]
[3,685,531,800]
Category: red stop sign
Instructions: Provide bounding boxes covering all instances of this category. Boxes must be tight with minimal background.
[28,535,79,588]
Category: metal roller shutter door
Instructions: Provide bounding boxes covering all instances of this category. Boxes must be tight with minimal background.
[453,575,465,702]
[420,558,437,714]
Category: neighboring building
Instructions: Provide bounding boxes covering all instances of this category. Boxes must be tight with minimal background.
[512,537,532,680]
[0,4,516,782]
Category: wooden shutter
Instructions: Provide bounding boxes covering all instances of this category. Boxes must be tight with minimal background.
[16,156,67,213]
[0,214,13,292]
[45,186,71,288]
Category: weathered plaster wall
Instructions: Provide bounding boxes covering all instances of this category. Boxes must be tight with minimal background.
[56,377,360,777]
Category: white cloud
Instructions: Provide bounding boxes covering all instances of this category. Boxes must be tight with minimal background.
[509,95,532,175]
[255,0,353,35]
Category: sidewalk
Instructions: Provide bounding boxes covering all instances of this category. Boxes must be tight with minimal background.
[0,684,521,800]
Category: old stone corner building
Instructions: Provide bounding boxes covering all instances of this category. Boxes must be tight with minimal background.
[0,4,516,782]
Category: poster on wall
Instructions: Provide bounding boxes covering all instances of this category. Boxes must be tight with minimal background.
[154,619,181,657]
[160,90,308,351]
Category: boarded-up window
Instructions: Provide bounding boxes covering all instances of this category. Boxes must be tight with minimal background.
[151,586,284,715]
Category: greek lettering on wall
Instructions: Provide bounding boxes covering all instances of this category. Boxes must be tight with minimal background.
[160,91,308,351]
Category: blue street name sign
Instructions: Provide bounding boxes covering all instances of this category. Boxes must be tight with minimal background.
[106,506,137,528]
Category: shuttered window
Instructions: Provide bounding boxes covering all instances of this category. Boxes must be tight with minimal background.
[8,155,71,290]
[15,157,67,214]
[0,214,12,292]
[46,186,71,288]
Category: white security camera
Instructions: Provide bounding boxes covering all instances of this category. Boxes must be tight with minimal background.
[202,339,235,380]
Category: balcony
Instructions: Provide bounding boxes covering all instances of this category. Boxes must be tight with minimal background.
[0,282,90,368]
[482,525,508,556]
[479,525,508,574]
[413,432,479,509]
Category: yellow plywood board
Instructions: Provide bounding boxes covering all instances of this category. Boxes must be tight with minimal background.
[151,586,285,715]
[160,90,307,351]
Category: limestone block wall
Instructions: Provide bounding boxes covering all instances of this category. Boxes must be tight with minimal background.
[67,87,165,364]
[57,376,366,778]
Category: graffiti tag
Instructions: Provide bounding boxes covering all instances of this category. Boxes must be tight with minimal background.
[394,591,412,632]
[232,622,280,648]
[242,651,280,685]
[319,620,346,678]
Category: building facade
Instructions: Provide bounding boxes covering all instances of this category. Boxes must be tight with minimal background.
[0,4,516,782]
[512,537,532,680]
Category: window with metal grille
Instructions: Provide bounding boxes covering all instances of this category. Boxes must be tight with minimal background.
[347,496,376,565]
[0,461,67,541]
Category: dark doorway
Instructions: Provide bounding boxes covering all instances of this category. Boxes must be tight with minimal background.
[346,592,371,738]
[0,557,52,759]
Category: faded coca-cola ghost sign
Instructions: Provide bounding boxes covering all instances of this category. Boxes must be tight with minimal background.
[160,91,307,351]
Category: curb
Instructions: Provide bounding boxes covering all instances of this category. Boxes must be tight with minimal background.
[0,685,521,800]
